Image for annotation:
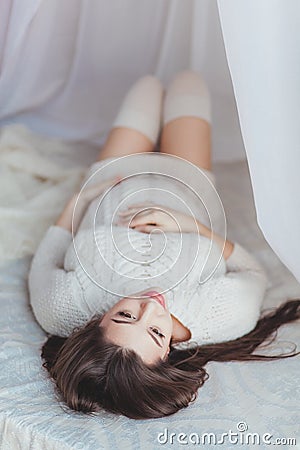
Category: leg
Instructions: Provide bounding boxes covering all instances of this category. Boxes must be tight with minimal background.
[98,127,154,161]
[159,70,212,170]
[160,117,211,170]
[96,75,163,161]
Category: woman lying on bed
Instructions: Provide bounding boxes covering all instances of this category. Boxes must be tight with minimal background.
[28,71,300,420]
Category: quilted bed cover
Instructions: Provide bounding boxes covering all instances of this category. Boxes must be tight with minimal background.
[0,143,299,450]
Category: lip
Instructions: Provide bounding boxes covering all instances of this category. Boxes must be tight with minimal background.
[144,291,166,309]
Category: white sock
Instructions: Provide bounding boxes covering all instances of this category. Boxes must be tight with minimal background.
[163,70,211,125]
[112,75,163,144]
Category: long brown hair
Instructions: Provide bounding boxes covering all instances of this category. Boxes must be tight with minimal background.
[42,299,300,419]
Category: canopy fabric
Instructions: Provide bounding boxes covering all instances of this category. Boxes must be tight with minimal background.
[0,0,299,281]
[0,0,242,159]
[217,0,300,282]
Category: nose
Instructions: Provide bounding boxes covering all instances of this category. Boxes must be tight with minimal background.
[139,299,163,321]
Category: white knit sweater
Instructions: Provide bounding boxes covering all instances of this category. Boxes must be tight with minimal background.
[28,154,268,348]
[28,223,268,348]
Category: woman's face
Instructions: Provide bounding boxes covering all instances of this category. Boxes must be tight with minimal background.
[99,288,173,365]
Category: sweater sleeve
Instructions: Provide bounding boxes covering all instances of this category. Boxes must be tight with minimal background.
[28,225,89,337]
[190,242,269,345]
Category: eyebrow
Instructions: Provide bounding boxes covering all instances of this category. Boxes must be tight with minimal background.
[111,319,163,348]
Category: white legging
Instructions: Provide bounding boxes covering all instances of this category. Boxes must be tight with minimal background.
[112,70,211,145]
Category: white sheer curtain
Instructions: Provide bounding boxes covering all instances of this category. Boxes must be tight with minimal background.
[217,0,300,282]
[0,0,299,280]
[0,0,243,159]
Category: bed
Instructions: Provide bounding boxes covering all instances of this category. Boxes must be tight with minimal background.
[0,131,299,449]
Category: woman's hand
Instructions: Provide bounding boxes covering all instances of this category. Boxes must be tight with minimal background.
[117,202,201,234]
[79,176,122,205]
[117,201,234,260]
[56,176,122,233]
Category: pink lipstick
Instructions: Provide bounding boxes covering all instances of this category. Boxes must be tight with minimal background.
[144,290,166,309]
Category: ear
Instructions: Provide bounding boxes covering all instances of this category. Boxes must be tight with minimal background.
[163,347,170,361]
[170,314,191,342]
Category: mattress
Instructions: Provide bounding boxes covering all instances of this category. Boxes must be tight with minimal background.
[0,151,299,449]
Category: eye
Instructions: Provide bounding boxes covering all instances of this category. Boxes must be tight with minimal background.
[118,311,136,319]
[150,327,165,339]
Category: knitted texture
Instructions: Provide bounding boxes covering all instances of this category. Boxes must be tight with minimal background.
[28,224,268,346]
[28,156,268,347]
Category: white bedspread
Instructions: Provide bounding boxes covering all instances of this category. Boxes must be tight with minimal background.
[0,131,299,449]
[0,125,88,265]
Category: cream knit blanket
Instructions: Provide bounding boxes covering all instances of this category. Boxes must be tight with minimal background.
[0,125,86,265]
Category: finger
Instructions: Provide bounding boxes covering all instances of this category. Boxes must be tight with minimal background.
[104,176,123,187]
[133,225,158,234]
[118,205,157,217]
[118,208,151,218]
[117,216,148,228]
[129,213,157,228]
[118,209,139,217]
[83,176,122,202]
[118,214,154,228]
[88,177,121,194]
[118,208,147,216]
[114,175,123,184]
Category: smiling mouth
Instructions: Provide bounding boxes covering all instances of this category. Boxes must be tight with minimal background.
[144,291,166,309]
